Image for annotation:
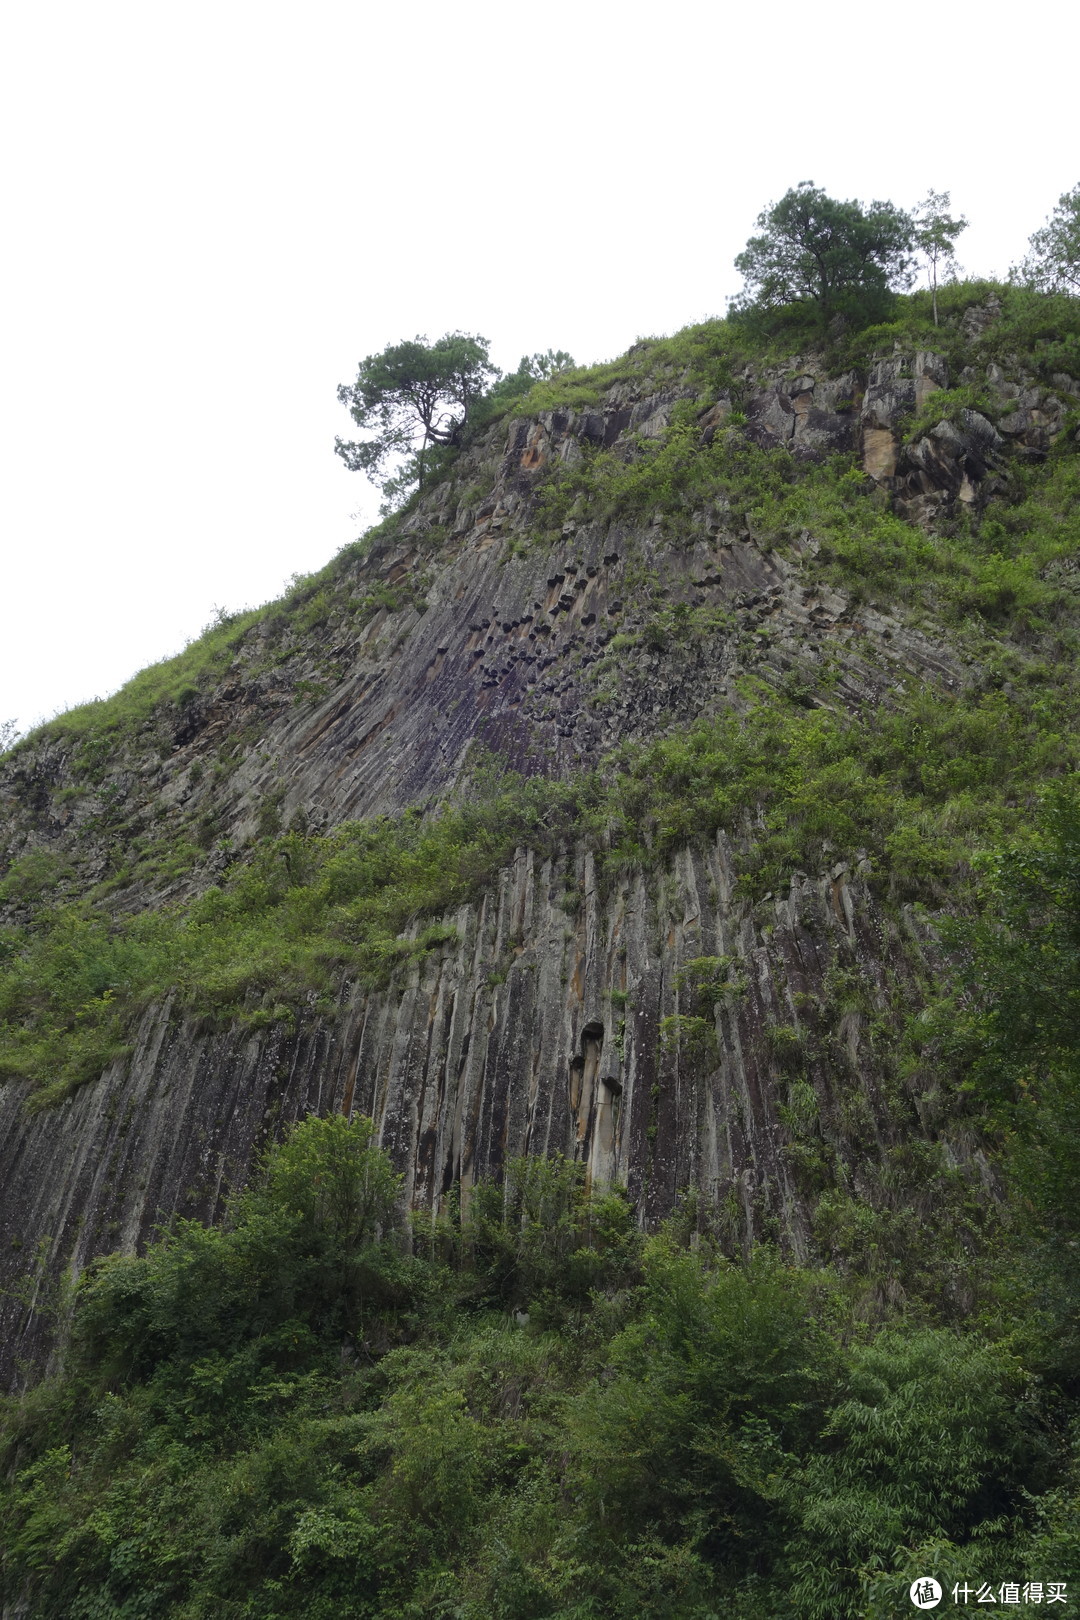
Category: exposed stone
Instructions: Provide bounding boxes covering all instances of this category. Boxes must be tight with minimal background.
[863,426,898,481]
[746,366,860,458]
[0,335,1057,1386]
[0,840,939,1386]
[960,294,1003,338]
[897,409,1005,516]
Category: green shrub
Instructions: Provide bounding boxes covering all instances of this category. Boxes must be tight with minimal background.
[787,1330,1045,1618]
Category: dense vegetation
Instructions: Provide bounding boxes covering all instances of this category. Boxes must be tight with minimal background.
[0,1052,1078,1618]
[336,336,575,509]
[732,180,918,328]
[3,268,1080,1612]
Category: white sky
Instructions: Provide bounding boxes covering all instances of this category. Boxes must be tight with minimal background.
[2,0,1076,736]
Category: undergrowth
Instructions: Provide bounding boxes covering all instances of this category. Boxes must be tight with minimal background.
[1,285,1079,1110]
[0,1117,1075,1619]
[4,281,1075,777]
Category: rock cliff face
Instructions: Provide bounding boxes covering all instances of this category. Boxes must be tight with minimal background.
[0,311,1071,1384]
[0,841,941,1382]
[3,330,1074,895]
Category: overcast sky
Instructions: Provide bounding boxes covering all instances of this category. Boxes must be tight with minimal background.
[2,0,1076,737]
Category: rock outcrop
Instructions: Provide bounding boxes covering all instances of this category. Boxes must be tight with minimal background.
[0,317,1068,1385]
[0,837,946,1384]
[9,340,1055,906]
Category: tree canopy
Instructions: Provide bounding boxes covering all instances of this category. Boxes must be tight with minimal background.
[482,348,575,412]
[336,331,498,497]
[336,337,574,508]
[733,181,915,327]
[1016,182,1080,294]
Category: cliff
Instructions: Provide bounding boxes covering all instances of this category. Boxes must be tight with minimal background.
[1,286,1078,1385]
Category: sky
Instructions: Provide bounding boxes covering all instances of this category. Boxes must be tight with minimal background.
[1,0,1076,737]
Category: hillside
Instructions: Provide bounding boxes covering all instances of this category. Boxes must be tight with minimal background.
[2,281,1080,1615]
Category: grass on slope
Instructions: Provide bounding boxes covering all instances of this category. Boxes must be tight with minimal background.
[2,662,1078,1106]
[2,285,1079,1108]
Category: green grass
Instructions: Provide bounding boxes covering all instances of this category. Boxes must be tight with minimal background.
[524,387,1080,635]
[3,283,1080,1108]
[9,282,1074,778]
[7,512,425,763]
[504,280,1080,426]
[34,607,264,749]
[4,659,1077,1106]
[2,291,1080,1108]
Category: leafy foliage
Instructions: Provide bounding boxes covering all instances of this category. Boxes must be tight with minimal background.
[1016,182,1080,295]
[474,348,576,420]
[335,339,576,510]
[733,181,915,328]
[78,1115,407,1377]
[0,1119,1073,1619]
[336,331,499,500]
[6,656,1080,1107]
[7,620,1080,1108]
[788,1330,1045,1617]
[947,784,1080,1373]
[913,189,968,326]
[5,278,1080,1612]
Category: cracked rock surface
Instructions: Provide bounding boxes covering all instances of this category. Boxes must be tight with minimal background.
[0,317,1063,1382]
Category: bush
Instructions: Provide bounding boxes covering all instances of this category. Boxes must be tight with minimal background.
[788,1330,1046,1618]
[73,1114,407,1379]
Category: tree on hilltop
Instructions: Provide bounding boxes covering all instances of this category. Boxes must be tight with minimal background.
[479,347,576,413]
[336,331,498,500]
[914,188,968,325]
[336,337,574,510]
[1015,183,1080,294]
[733,181,915,328]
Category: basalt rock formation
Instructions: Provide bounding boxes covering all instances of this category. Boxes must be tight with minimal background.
[1,299,1076,1385]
